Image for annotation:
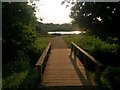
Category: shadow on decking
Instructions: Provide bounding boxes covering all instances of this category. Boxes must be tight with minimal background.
[69,55,94,86]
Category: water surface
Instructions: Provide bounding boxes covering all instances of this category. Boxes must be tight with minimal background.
[48,31,86,35]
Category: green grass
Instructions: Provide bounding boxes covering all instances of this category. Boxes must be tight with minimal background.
[3,68,38,89]
[2,36,48,89]
[100,66,120,90]
[64,34,119,66]
[64,34,118,53]
[64,34,120,89]
[35,37,48,50]
[3,71,28,88]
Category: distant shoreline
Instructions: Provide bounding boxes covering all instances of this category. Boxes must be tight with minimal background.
[48,31,86,35]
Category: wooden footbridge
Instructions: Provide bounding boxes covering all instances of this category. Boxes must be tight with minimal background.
[35,37,103,90]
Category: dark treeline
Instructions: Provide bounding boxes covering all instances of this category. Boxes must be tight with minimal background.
[70,2,120,41]
[36,22,74,33]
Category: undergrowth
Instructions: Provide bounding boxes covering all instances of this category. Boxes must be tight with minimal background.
[2,37,48,89]
[64,34,120,89]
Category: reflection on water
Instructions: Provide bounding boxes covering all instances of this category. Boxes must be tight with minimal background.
[48,31,86,35]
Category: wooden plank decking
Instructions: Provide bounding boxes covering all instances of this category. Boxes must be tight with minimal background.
[41,49,97,87]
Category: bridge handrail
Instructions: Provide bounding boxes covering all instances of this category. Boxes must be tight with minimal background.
[71,42,103,82]
[35,43,51,82]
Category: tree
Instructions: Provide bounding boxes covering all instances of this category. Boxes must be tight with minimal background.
[2,2,37,63]
[70,2,120,39]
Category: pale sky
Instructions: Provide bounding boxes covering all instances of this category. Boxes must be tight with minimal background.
[34,0,72,24]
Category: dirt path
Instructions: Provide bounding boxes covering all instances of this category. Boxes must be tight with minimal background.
[48,36,68,49]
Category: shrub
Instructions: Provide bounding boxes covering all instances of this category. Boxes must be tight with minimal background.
[2,37,48,88]
[101,66,120,90]
[64,34,119,66]
[3,71,28,88]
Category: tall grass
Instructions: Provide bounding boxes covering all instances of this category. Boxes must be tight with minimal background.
[2,37,48,89]
[64,34,119,66]
[64,34,120,89]
[100,66,120,90]
[3,71,28,88]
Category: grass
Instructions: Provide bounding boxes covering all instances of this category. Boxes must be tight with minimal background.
[64,34,120,89]
[3,71,28,88]
[64,34,119,66]
[3,34,119,89]
[35,36,48,50]
[3,68,38,89]
[2,36,48,89]
[100,66,120,90]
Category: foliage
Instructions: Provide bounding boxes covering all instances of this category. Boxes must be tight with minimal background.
[39,23,74,32]
[70,2,120,40]
[2,36,47,88]
[3,68,38,89]
[2,2,48,88]
[64,34,120,89]
[26,37,48,67]
[18,68,38,88]
[64,34,119,66]
[100,66,120,90]
[3,71,28,88]
[2,2,37,63]
[3,56,29,77]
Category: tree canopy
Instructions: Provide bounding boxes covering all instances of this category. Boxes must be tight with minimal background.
[2,2,37,63]
[70,2,120,40]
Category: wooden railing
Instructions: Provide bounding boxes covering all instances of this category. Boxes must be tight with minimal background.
[35,43,51,82]
[70,42,103,83]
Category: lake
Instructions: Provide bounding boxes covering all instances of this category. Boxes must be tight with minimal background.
[48,31,86,35]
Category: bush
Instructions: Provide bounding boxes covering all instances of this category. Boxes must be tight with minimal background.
[18,68,38,88]
[3,55,29,78]
[101,66,120,90]
[64,34,119,66]
[64,34,120,90]
[3,71,28,88]
[2,37,48,88]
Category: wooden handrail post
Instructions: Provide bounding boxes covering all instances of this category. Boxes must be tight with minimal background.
[70,42,73,56]
[95,64,102,83]
[36,65,42,83]
[40,65,42,80]
[74,46,77,62]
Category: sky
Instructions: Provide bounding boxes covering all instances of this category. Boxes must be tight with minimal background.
[34,0,72,24]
